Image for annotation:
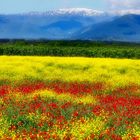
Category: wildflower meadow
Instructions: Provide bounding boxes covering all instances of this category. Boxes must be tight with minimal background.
[0,56,140,139]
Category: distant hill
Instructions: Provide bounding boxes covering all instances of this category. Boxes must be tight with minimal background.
[74,14,140,42]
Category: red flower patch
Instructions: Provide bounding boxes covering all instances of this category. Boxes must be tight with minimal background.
[92,105,102,116]
[16,82,46,94]
[0,85,11,96]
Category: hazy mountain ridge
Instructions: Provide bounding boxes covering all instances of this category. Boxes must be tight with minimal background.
[0,8,140,41]
[0,8,110,39]
[75,14,140,42]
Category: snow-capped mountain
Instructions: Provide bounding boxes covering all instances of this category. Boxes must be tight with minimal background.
[22,8,105,16]
[0,8,111,39]
[50,8,104,16]
[0,8,140,41]
[21,8,140,18]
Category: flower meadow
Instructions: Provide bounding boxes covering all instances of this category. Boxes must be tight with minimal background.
[0,56,140,139]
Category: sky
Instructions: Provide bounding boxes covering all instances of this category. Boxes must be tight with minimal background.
[0,0,140,14]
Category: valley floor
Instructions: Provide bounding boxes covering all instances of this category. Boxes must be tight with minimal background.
[0,56,140,139]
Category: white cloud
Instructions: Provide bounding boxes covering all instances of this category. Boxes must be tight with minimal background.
[105,0,140,10]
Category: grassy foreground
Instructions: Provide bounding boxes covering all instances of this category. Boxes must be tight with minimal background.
[0,56,140,139]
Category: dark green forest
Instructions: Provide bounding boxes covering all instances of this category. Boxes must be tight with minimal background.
[0,40,140,59]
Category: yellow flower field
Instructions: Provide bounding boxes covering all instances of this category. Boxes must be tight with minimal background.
[0,56,140,86]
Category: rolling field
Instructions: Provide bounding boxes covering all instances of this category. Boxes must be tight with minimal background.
[0,56,140,139]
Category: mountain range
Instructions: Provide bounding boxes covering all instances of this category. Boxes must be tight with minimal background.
[0,8,140,42]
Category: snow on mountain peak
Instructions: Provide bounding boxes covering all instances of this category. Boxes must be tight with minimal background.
[27,8,104,16]
[55,8,104,16]
[2,8,140,16]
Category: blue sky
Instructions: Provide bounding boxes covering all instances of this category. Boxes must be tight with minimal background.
[0,0,140,14]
